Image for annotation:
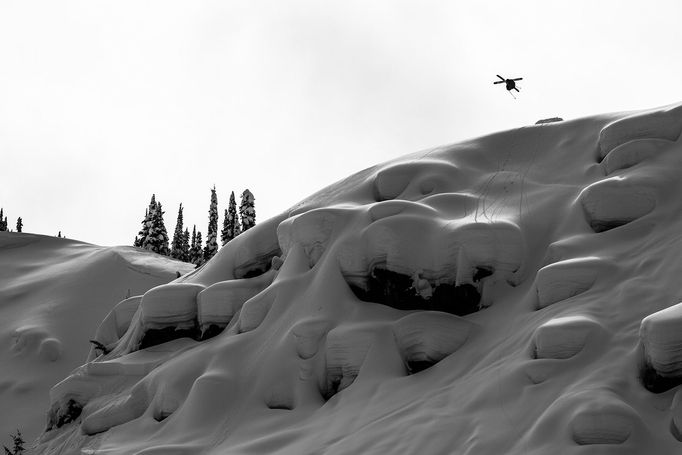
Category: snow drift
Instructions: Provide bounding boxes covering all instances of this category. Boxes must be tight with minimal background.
[22,102,682,454]
[0,234,193,448]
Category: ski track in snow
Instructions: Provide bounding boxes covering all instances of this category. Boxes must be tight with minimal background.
[6,101,682,454]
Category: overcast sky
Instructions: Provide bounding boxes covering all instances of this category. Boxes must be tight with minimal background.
[1,0,681,246]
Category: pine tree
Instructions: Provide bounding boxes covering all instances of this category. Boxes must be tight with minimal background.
[182,227,191,262]
[239,189,256,232]
[170,204,186,260]
[190,227,204,267]
[15,217,22,233]
[0,209,7,232]
[134,195,155,247]
[136,195,170,255]
[145,202,170,256]
[221,191,241,245]
[3,429,24,454]
[203,186,219,261]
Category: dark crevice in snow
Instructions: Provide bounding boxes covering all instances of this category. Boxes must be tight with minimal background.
[200,324,225,341]
[407,360,438,374]
[139,326,200,350]
[589,219,633,233]
[349,268,481,316]
[46,399,83,431]
[640,363,682,394]
[473,266,493,282]
[233,248,282,279]
[266,402,294,411]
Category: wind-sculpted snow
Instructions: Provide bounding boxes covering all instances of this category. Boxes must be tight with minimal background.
[640,302,682,392]
[32,102,682,454]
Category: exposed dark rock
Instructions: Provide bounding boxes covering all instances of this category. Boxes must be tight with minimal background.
[46,399,83,431]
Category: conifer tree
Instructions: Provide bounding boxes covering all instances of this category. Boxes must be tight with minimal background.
[239,189,256,232]
[16,217,22,233]
[190,228,204,267]
[134,195,155,247]
[0,209,7,232]
[135,195,170,255]
[3,429,24,454]
[182,227,191,262]
[170,204,186,260]
[221,191,241,245]
[145,202,170,256]
[203,186,219,261]
[189,225,197,257]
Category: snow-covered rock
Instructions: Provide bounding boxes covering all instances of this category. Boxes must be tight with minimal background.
[579,177,656,233]
[601,138,673,174]
[598,103,682,159]
[392,311,474,373]
[639,302,682,392]
[534,257,610,309]
[532,315,604,359]
[197,270,275,335]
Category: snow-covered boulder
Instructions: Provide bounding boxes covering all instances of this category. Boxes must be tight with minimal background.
[197,270,275,337]
[532,315,604,359]
[639,302,682,392]
[579,177,656,233]
[601,138,672,175]
[535,257,610,309]
[392,311,474,373]
[598,103,682,159]
[322,325,374,399]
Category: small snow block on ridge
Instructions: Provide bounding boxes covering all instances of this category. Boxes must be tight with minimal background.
[639,302,682,393]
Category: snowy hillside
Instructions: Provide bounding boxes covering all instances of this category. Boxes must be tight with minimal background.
[0,233,193,448]
[25,102,682,454]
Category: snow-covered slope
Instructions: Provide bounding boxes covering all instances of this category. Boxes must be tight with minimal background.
[30,102,682,454]
[0,233,193,448]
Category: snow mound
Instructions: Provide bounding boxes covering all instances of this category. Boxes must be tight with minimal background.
[532,315,605,359]
[598,103,682,159]
[0,233,191,446]
[579,176,656,232]
[534,257,612,309]
[29,102,682,455]
[640,302,682,392]
[601,138,674,174]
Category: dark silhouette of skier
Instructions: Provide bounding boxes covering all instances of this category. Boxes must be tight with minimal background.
[494,75,523,98]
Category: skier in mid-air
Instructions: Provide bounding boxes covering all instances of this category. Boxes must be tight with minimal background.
[494,74,523,98]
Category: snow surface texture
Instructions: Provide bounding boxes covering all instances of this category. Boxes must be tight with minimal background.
[0,234,193,448]
[26,102,682,454]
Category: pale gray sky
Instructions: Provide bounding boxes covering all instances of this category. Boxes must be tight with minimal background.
[1,0,681,246]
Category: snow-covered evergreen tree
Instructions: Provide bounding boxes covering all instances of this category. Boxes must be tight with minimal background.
[16,217,22,233]
[239,189,256,232]
[221,191,241,245]
[189,226,204,267]
[0,209,7,231]
[203,186,219,261]
[134,195,155,247]
[182,227,191,261]
[144,202,170,256]
[170,204,186,260]
[135,195,170,255]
